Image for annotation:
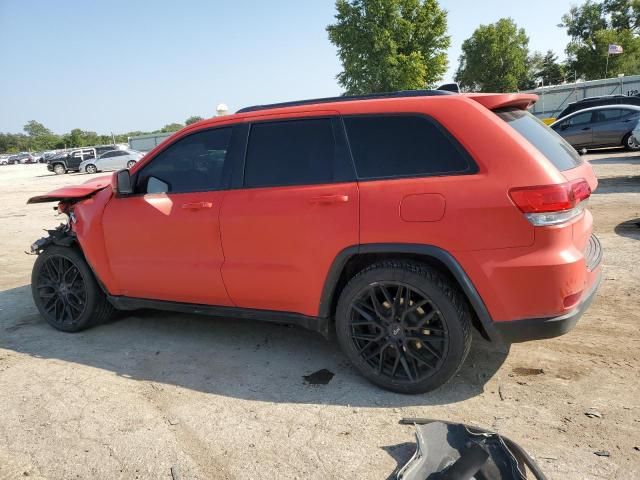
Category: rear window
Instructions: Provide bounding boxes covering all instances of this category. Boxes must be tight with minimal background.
[496,108,582,171]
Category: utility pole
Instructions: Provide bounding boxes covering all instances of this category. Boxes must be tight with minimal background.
[111,131,116,145]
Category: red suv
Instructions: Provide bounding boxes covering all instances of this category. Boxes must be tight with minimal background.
[28,90,602,394]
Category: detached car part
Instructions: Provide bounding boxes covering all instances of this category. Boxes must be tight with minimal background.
[397,419,547,480]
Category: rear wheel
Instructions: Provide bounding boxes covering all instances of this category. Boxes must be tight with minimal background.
[624,133,640,151]
[335,261,472,394]
[126,160,136,168]
[53,163,66,175]
[31,246,114,332]
[85,164,97,174]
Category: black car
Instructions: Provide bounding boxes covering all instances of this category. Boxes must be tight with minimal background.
[7,153,35,164]
[46,148,98,174]
[551,105,640,151]
[557,95,640,119]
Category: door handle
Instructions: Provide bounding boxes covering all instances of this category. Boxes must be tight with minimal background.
[181,201,213,210]
[581,127,591,131]
[308,194,349,204]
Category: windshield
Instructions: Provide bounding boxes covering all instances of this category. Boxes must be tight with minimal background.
[496,108,582,171]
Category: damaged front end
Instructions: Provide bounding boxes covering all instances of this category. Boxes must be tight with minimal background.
[29,221,77,255]
[27,175,111,255]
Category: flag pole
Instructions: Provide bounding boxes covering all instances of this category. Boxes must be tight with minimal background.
[606,51,610,77]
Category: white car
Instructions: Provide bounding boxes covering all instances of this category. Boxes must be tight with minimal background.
[79,149,144,174]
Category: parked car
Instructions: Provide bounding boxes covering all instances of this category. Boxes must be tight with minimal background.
[79,149,144,173]
[7,153,35,164]
[557,94,640,119]
[27,90,601,394]
[0,155,10,165]
[46,148,97,174]
[550,105,640,151]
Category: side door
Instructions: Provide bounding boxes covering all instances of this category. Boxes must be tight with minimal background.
[101,150,126,171]
[96,150,117,170]
[555,111,594,147]
[219,115,359,317]
[101,125,241,305]
[590,108,625,146]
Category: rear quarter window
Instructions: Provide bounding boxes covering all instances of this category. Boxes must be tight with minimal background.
[496,109,582,172]
[343,114,476,180]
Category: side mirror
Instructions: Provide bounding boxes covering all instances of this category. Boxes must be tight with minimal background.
[114,169,133,195]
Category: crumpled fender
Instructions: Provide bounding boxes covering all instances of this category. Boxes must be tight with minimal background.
[27,175,112,204]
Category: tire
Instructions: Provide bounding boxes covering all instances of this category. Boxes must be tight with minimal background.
[85,164,97,174]
[335,261,472,394]
[31,246,114,332]
[126,160,136,168]
[624,133,640,151]
[53,163,66,175]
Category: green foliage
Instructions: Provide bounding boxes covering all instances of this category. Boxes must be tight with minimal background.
[157,123,184,133]
[562,0,640,79]
[185,115,204,125]
[327,0,450,94]
[526,50,566,88]
[455,18,530,92]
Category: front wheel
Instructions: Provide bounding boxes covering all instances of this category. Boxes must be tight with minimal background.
[85,164,97,174]
[31,246,114,332]
[126,160,136,168]
[335,261,472,394]
[53,163,66,175]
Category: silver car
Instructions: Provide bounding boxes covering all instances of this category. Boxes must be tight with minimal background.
[550,105,640,151]
[79,149,144,174]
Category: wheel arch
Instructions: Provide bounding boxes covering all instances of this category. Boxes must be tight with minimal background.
[319,244,498,341]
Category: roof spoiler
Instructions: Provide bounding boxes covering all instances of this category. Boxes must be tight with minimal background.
[465,93,538,111]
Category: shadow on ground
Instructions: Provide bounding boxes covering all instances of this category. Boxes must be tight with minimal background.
[0,285,509,408]
[592,175,640,194]
[615,218,640,241]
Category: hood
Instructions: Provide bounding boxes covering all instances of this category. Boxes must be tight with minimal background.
[27,175,112,204]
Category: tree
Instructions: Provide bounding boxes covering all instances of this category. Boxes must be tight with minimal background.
[158,123,184,133]
[23,120,52,137]
[455,18,530,92]
[562,0,640,79]
[185,115,204,125]
[326,0,450,94]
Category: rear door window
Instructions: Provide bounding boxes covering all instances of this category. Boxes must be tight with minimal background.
[343,115,476,179]
[595,109,623,122]
[243,118,353,188]
[496,109,582,171]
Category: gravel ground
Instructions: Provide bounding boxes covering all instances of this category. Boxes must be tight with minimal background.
[0,153,638,479]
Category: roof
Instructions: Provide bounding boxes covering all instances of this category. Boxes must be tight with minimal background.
[236,89,454,113]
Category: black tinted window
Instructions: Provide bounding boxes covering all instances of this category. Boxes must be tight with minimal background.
[343,115,474,179]
[567,111,593,125]
[595,109,622,121]
[244,118,339,187]
[137,128,231,194]
[497,109,582,171]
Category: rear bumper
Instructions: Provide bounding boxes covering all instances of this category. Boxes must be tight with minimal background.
[493,267,602,343]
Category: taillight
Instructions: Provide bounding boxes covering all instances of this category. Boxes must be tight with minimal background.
[509,179,591,226]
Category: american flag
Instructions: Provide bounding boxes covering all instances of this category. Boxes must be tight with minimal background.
[608,44,624,55]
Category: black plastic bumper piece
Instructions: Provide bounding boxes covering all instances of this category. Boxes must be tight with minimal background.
[493,269,603,344]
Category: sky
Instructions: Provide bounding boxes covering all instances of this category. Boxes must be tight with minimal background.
[0,0,576,135]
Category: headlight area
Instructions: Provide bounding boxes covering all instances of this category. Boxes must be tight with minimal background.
[28,203,77,255]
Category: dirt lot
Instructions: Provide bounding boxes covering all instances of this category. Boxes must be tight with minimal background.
[0,154,638,480]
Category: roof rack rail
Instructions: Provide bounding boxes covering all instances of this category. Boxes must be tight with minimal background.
[236,89,454,114]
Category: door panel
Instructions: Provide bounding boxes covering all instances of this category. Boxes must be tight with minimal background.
[220,183,358,316]
[102,190,231,305]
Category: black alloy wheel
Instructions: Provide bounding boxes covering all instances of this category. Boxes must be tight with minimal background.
[34,254,88,328]
[348,282,448,383]
[31,246,114,332]
[335,262,472,394]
